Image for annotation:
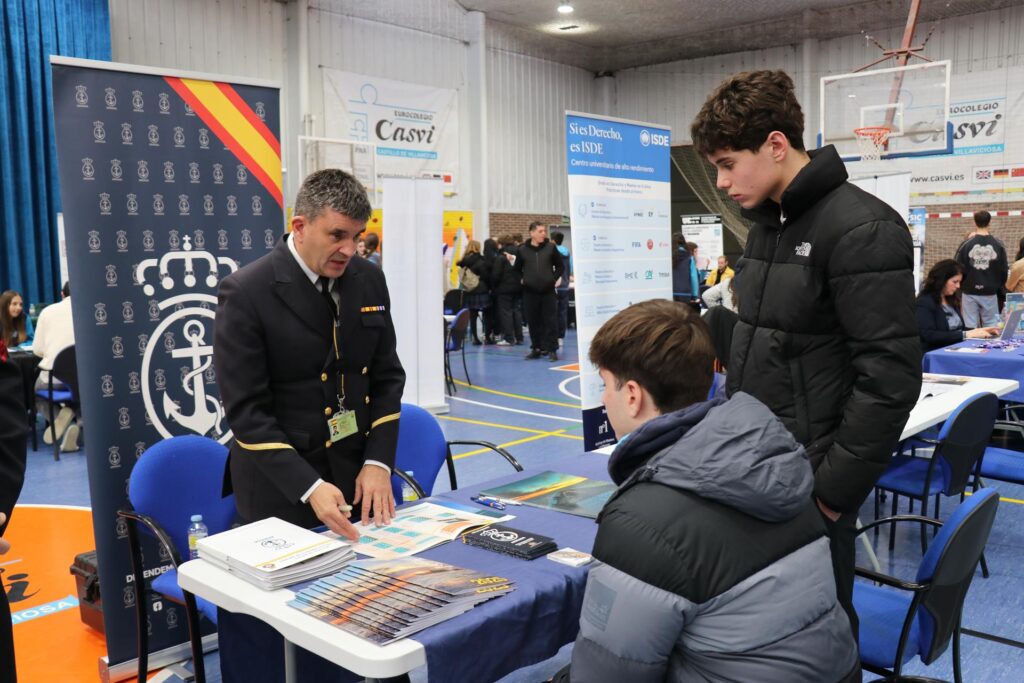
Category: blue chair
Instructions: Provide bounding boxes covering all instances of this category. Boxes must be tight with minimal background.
[444,308,472,395]
[33,344,78,461]
[118,436,238,683]
[389,402,523,503]
[874,392,998,559]
[854,488,1000,683]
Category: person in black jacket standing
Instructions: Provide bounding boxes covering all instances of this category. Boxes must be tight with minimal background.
[691,70,922,646]
[916,259,998,351]
[491,235,525,346]
[515,222,564,361]
[955,210,1007,328]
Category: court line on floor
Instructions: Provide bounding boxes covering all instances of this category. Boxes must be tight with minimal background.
[558,375,581,401]
[965,490,1024,506]
[448,395,583,424]
[437,414,583,440]
[452,379,579,409]
[452,429,571,460]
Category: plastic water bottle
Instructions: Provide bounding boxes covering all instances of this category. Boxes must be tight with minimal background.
[401,471,417,502]
[187,514,208,560]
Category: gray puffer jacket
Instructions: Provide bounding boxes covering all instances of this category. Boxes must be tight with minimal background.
[569,392,858,682]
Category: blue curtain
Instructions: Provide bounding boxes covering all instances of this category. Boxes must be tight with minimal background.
[0,0,110,306]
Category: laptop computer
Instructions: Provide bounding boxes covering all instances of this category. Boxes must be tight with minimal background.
[1000,308,1024,341]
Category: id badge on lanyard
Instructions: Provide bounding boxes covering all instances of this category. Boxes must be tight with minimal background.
[325,315,357,442]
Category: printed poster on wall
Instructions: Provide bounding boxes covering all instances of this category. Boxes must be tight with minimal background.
[322,69,459,196]
[566,112,672,451]
[50,57,283,667]
[680,215,724,274]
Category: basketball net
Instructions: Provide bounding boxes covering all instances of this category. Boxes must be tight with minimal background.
[854,126,891,163]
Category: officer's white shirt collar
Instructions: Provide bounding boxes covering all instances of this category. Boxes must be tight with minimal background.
[287,233,330,288]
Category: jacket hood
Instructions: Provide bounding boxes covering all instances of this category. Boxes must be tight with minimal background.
[607,392,813,522]
[742,145,848,228]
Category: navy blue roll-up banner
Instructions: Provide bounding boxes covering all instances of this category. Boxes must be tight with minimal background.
[50,57,283,668]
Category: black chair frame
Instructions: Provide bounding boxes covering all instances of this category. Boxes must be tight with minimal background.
[444,309,472,395]
[398,440,523,499]
[117,507,207,683]
[34,346,80,461]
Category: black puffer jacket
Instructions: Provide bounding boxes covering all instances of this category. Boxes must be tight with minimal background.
[491,248,522,295]
[456,252,490,295]
[728,146,922,513]
[515,239,564,293]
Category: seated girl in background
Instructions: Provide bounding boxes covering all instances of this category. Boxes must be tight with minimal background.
[916,260,998,352]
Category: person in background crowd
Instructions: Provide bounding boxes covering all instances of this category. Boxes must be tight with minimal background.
[363,232,382,267]
[917,259,999,352]
[705,255,735,286]
[671,234,700,306]
[356,237,367,258]
[0,291,32,348]
[515,222,564,362]
[955,210,1006,328]
[456,240,493,345]
[1005,237,1024,293]
[481,239,500,344]
[701,274,736,312]
[0,358,28,683]
[32,282,79,450]
[692,69,921,651]
[555,300,857,683]
[691,243,710,282]
[551,230,572,347]
[492,235,525,346]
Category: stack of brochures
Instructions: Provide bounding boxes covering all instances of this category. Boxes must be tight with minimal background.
[197,517,355,590]
[462,524,557,560]
[288,557,515,644]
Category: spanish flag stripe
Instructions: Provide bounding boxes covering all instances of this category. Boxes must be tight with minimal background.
[164,77,283,208]
[214,81,281,156]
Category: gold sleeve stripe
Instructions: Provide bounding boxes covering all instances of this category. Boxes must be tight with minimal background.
[371,413,400,429]
[236,439,292,451]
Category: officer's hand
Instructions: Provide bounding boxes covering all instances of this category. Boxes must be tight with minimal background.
[0,513,9,554]
[353,465,396,527]
[308,483,359,541]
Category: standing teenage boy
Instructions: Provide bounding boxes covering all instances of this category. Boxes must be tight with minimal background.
[690,70,922,640]
[955,209,1006,328]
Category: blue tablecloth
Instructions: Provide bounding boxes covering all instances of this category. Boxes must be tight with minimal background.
[409,452,607,682]
[923,340,1024,402]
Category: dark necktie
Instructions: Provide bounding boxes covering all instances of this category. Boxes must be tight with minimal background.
[319,276,337,318]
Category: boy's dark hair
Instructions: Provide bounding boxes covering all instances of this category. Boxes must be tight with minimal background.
[499,234,516,248]
[364,232,380,251]
[690,70,805,156]
[551,230,564,245]
[974,210,991,228]
[589,300,714,413]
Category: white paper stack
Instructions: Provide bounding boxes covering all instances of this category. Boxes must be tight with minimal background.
[196,517,354,590]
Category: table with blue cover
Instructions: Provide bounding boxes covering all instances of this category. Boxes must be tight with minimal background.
[923,340,1024,403]
[179,451,611,682]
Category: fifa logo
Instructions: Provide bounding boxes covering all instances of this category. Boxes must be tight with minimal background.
[104,87,117,109]
[81,158,95,180]
[158,92,170,114]
[134,236,238,443]
[226,196,238,215]
[132,90,144,112]
[189,163,200,184]
[128,372,141,394]
[108,446,121,468]
[112,336,125,358]
[199,128,210,149]
[116,230,129,251]
[75,85,88,107]
[88,231,101,253]
[126,195,138,217]
[236,165,248,185]
[264,229,275,249]
[178,195,190,216]
[94,303,108,326]
[137,160,150,182]
[153,194,165,216]
[163,161,175,183]
[203,195,214,216]
[101,375,115,398]
[143,230,156,252]
[122,301,135,324]
[254,101,266,121]
[99,193,112,215]
[111,159,123,181]
[147,125,159,146]
[194,230,206,249]
[93,121,106,143]
[212,163,224,184]
[252,196,263,216]
[169,230,181,250]
[121,123,133,145]
[173,126,186,148]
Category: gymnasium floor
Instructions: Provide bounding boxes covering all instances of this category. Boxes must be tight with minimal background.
[7,329,1024,682]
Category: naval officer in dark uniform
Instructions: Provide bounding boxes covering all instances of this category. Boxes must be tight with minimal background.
[214,168,405,682]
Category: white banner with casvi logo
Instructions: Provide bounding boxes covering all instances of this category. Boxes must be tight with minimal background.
[322,69,459,194]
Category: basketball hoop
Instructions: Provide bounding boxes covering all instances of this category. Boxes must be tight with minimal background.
[854,126,891,162]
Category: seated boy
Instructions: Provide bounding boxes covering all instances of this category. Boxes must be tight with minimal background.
[561,300,858,682]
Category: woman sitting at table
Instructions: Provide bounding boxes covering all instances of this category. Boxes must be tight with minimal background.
[917,260,999,351]
[0,291,32,348]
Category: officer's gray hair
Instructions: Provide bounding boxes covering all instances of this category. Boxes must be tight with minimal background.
[294,169,372,222]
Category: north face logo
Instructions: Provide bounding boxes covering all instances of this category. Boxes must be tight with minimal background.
[794,242,812,257]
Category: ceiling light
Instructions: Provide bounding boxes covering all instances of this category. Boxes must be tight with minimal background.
[557,3,574,14]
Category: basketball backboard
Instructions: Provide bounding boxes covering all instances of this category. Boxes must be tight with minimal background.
[820,60,952,161]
